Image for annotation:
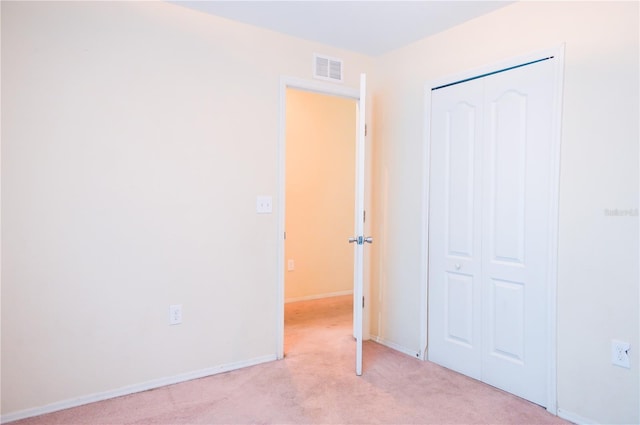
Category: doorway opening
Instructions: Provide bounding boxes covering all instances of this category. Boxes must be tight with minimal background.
[276,76,368,368]
[283,88,357,356]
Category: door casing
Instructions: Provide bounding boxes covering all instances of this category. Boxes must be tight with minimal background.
[421,45,565,414]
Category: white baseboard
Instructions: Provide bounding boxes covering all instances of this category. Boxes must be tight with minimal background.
[371,335,421,359]
[1,354,277,424]
[557,408,597,424]
[285,290,353,303]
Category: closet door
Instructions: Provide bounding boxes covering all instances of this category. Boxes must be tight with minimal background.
[428,58,555,407]
[427,78,484,380]
[480,59,555,406]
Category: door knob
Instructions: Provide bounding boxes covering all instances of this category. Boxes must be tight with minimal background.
[348,236,373,245]
[455,263,461,270]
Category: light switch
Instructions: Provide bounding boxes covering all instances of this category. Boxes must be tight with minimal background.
[256,196,273,214]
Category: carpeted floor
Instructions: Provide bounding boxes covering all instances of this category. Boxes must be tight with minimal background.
[12,295,568,424]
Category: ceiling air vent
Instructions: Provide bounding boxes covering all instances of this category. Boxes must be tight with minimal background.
[313,54,343,83]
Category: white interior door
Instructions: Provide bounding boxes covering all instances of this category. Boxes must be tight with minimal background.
[428,59,555,406]
[427,77,484,380]
[351,73,367,376]
[480,60,554,405]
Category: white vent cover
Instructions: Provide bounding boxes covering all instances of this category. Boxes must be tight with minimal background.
[313,54,343,83]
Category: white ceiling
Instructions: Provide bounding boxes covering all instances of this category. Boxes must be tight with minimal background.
[171,1,513,56]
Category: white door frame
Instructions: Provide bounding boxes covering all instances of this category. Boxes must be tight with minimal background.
[420,45,565,414]
[276,76,369,360]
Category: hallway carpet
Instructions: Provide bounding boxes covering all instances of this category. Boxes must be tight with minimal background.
[12,295,568,424]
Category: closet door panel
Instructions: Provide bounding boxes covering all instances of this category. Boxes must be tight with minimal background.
[481,59,555,407]
[428,79,484,379]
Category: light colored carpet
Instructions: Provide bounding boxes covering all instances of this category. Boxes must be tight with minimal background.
[12,295,568,424]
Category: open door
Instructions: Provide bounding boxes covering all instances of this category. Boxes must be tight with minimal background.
[349,73,368,376]
[276,73,368,374]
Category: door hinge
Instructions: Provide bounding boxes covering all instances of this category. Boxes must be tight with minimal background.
[284,231,286,240]
[362,296,365,309]
[365,124,368,137]
[363,210,366,223]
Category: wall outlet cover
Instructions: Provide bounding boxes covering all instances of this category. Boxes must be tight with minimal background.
[611,339,631,368]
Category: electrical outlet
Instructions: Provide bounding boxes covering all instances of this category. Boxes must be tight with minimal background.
[287,259,295,271]
[169,304,182,325]
[611,339,630,368]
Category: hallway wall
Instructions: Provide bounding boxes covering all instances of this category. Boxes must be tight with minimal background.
[285,89,356,301]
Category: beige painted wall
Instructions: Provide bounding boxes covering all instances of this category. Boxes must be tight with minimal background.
[369,2,638,424]
[285,89,356,301]
[2,1,638,423]
[0,1,373,417]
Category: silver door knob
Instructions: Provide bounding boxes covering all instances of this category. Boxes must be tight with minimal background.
[455,263,461,270]
[348,236,373,244]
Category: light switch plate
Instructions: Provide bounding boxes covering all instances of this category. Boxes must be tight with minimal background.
[256,196,273,214]
[169,304,182,325]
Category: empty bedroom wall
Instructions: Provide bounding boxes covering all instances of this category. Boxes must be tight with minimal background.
[0,1,373,418]
[370,2,638,423]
